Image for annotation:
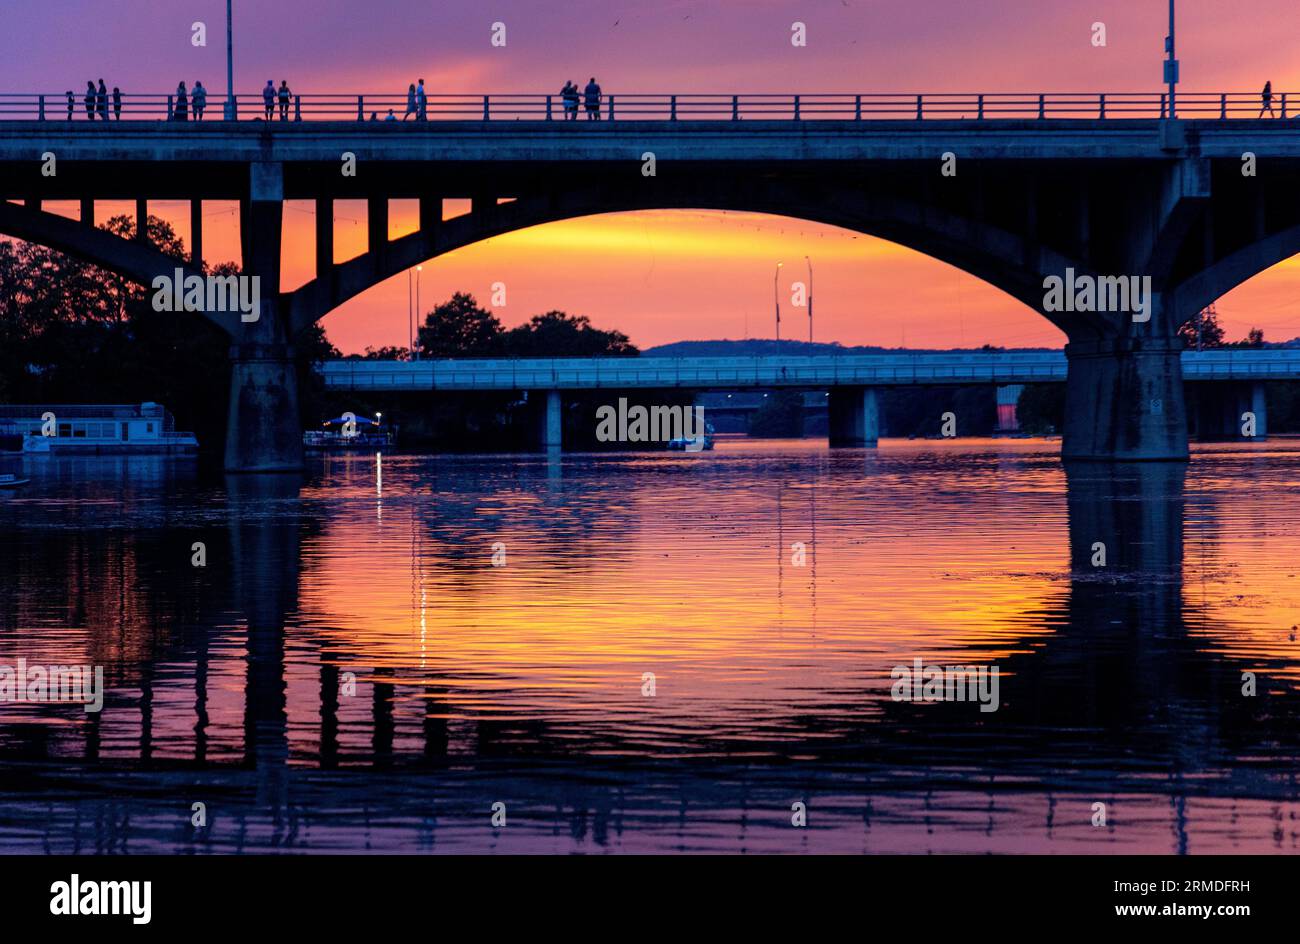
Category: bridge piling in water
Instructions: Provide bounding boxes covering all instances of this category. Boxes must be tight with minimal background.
[828,387,880,448]
[225,162,304,473]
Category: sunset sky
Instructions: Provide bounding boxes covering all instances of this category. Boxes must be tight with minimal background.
[6,0,1300,352]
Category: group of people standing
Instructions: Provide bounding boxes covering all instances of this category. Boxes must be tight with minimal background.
[69,80,120,120]
[559,78,602,120]
[263,80,294,120]
[171,81,208,121]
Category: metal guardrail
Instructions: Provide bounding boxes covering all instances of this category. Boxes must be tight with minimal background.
[318,350,1300,391]
[1,92,1296,123]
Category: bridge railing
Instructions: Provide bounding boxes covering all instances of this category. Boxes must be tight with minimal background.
[1,91,1295,122]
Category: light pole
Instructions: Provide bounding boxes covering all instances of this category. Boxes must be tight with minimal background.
[414,266,422,360]
[1164,0,1179,119]
[804,255,813,344]
[223,0,236,120]
[774,261,783,350]
[407,268,414,359]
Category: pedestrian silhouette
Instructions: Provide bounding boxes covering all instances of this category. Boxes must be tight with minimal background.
[97,79,109,122]
[174,82,189,121]
[278,80,291,121]
[66,91,74,121]
[584,77,601,121]
[385,108,397,122]
[192,82,206,120]
[84,82,95,120]
[1260,81,1275,118]
[263,80,275,120]
[416,78,427,121]
[561,80,579,120]
[404,83,417,121]
[112,87,122,120]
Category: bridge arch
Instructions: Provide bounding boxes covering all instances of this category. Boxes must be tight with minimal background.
[286,180,1099,339]
[0,200,231,333]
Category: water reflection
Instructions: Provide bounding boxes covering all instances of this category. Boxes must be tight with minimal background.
[1,442,1299,853]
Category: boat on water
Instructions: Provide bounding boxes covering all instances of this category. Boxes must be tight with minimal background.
[303,414,395,452]
[0,402,198,455]
[0,474,30,488]
[666,421,716,451]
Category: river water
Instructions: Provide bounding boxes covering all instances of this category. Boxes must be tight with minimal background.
[1,438,1298,853]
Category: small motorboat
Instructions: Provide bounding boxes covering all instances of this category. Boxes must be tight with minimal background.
[0,474,30,488]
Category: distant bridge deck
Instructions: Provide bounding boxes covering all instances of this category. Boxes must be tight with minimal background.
[320,350,1300,392]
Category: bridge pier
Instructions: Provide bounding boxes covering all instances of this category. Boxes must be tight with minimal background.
[828,386,880,447]
[537,390,562,450]
[1062,338,1188,461]
[1192,380,1268,441]
[225,162,304,473]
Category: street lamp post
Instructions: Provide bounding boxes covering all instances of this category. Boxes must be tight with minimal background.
[414,266,422,360]
[774,262,783,350]
[1164,0,1179,119]
[224,0,236,120]
[407,268,414,359]
[804,256,813,344]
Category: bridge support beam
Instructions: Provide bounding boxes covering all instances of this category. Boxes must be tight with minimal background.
[1192,381,1268,442]
[1062,338,1188,461]
[538,390,562,450]
[828,386,879,447]
[226,162,303,473]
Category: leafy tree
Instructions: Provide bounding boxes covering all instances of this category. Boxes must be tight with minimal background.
[502,310,637,357]
[1177,306,1225,349]
[416,292,503,357]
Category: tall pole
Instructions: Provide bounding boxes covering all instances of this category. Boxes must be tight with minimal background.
[1165,0,1178,119]
[414,266,422,360]
[774,262,783,350]
[804,255,813,344]
[224,0,235,120]
[407,269,413,358]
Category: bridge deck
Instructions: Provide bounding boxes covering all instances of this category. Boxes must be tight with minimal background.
[320,350,1300,391]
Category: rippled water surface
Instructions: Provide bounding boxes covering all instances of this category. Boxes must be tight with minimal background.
[2,439,1299,853]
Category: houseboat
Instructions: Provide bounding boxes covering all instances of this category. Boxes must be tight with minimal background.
[0,403,198,455]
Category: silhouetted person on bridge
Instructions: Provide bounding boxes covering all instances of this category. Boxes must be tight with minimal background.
[416,78,427,120]
[1260,81,1274,118]
[174,82,188,121]
[560,80,578,120]
[112,87,122,120]
[66,91,74,121]
[263,80,275,120]
[192,82,206,120]
[584,77,601,120]
[278,81,291,120]
[84,82,95,120]
[404,83,417,120]
[96,80,109,121]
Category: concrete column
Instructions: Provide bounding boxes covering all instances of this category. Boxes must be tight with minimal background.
[226,162,303,473]
[540,390,562,449]
[1251,381,1268,440]
[315,197,333,279]
[135,198,148,243]
[190,199,203,266]
[828,386,879,447]
[1062,337,1188,461]
[367,197,388,266]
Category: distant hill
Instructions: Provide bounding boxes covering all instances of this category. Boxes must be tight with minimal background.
[642,339,1058,357]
